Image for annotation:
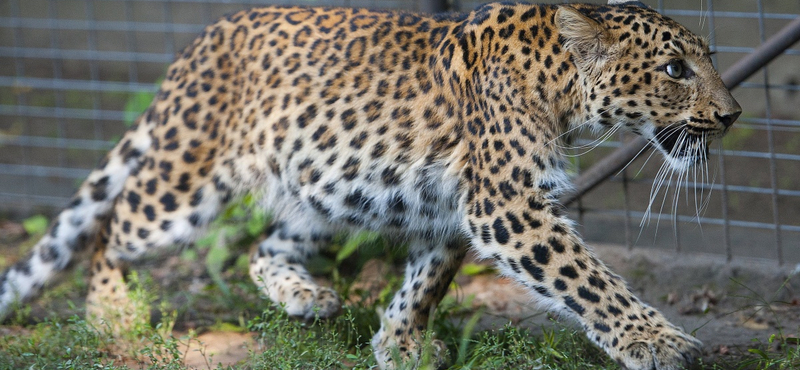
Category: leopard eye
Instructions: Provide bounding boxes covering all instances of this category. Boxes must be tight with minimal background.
[665,60,684,79]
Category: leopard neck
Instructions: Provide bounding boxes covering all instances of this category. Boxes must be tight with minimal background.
[434,4,587,154]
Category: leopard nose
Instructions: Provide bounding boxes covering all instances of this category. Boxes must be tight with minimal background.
[715,111,741,128]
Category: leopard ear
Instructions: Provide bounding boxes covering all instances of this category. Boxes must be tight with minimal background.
[555,7,613,73]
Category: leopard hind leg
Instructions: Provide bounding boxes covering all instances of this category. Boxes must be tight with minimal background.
[85,224,138,333]
[85,161,233,331]
[249,219,341,320]
[0,113,155,321]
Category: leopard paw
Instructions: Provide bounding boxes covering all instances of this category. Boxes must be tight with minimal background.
[615,326,702,370]
[274,283,341,320]
[372,327,448,370]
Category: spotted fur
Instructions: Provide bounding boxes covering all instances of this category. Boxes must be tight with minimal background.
[0,3,740,369]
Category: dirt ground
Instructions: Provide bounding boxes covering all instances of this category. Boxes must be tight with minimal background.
[2,219,799,368]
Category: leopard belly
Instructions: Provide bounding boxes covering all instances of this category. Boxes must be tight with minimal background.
[261,155,467,241]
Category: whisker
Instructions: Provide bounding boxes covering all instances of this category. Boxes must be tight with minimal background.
[700,139,721,216]
[558,123,618,150]
[624,122,686,179]
[654,157,678,240]
[633,142,664,179]
[692,139,703,226]
[697,134,706,218]
[643,129,690,237]
[674,150,687,220]
[696,133,716,219]
[547,106,615,147]
[614,121,656,177]
[698,133,709,216]
[668,131,687,213]
[642,149,674,228]
[558,123,622,157]
[639,158,670,241]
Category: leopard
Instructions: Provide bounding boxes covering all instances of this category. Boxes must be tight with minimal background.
[0,1,740,369]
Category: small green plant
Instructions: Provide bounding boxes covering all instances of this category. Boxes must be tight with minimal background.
[459,262,493,277]
[123,87,159,127]
[247,306,376,369]
[194,193,270,295]
[21,214,48,236]
[725,278,800,370]
[336,230,381,263]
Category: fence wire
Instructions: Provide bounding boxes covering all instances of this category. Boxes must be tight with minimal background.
[1,0,798,264]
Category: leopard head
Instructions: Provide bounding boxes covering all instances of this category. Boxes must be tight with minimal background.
[556,3,741,171]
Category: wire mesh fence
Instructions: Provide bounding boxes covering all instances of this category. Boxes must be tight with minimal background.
[1,0,798,264]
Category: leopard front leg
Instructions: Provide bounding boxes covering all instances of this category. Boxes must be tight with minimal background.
[372,238,466,369]
[467,191,701,370]
[249,221,340,320]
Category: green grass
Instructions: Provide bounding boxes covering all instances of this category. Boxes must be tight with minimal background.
[4,254,799,370]
[0,299,618,370]
[0,203,619,370]
[2,200,800,369]
[1,259,799,370]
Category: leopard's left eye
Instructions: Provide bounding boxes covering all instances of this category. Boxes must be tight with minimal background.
[665,60,684,79]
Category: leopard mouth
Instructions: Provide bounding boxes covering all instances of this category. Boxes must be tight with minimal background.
[653,122,709,166]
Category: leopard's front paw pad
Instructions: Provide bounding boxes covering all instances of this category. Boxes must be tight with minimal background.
[617,327,702,370]
[281,285,341,320]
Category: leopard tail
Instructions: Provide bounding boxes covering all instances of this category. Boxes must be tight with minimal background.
[0,108,156,320]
